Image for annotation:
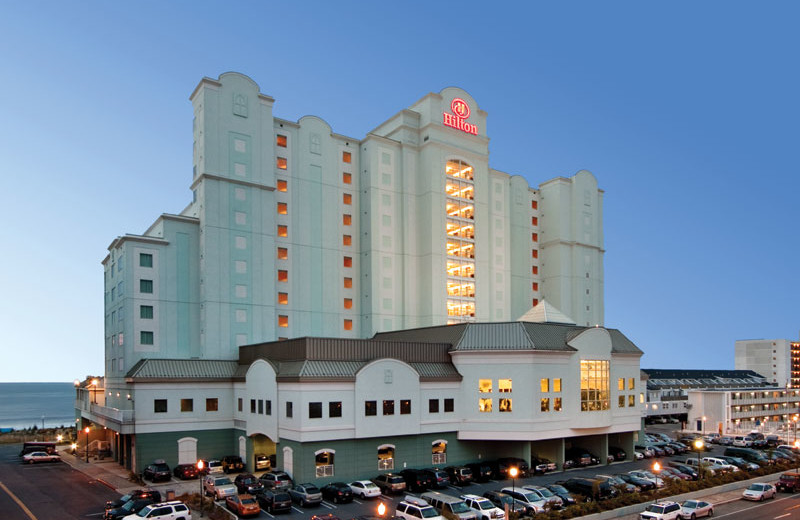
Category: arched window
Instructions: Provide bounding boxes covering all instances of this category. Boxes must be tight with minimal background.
[378,444,395,470]
[432,440,447,465]
[315,449,335,477]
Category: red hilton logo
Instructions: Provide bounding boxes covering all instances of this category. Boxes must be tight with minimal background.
[443,97,478,135]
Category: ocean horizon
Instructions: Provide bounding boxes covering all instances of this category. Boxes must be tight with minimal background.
[0,382,76,430]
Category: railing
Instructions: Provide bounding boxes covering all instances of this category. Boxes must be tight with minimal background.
[432,453,446,465]
[315,465,334,478]
[89,403,134,423]
[378,458,394,471]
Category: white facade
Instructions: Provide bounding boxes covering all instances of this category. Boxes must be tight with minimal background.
[735,339,792,387]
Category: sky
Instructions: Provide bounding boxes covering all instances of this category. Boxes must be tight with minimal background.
[1,1,798,382]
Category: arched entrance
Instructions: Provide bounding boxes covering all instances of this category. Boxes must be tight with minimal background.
[251,434,277,471]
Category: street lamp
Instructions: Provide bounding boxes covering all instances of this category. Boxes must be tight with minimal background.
[84,426,90,463]
[793,415,798,444]
[652,461,661,488]
[378,502,386,517]
[197,460,204,517]
[91,379,99,404]
[701,415,707,439]
[694,438,704,480]
[509,467,518,513]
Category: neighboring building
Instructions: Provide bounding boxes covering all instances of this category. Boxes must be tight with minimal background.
[81,308,643,481]
[735,338,800,388]
[687,387,800,436]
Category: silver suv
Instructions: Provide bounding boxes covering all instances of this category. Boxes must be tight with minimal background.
[121,501,190,520]
[396,496,445,520]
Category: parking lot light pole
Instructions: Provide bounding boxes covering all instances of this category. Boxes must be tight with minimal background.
[84,426,90,463]
[694,439,704,480]
[509,467,518,514]
[197,460,204,517]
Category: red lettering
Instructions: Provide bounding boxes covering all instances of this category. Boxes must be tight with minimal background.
[442,112,477,135]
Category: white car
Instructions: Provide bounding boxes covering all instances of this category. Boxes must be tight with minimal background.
[22,451,61,464]
[461,494,505,520]
[121,500,190,520]
[640,501,681,520]
[634,451,644,460]
[349,480,381,498]
[742,483,776,501]
[679,500,713,519]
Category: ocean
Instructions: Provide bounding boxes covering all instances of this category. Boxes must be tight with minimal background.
[0,382,76,430]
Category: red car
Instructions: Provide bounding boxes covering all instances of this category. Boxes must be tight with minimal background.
[226,494,261,517]
[173,463,199,479]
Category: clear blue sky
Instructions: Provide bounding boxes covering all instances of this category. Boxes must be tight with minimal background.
[1,1,797,382]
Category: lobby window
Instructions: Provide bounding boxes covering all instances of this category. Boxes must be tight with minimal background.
[383,400,395,415]
[265,400,272,415]
[140,305,153,319]
[286,401,293,418]
[140,331,154,345]
[278,225,288,237]
[344,298,352,309]
[554,378,562,392]
[278,292,288,305]
[250,399,256,413]
[343,256,352,268]
[180,399,193,412]
[479,379,492,393]
[343,214,352,226]
[276,134,287,147]
[581,360,610,411]
[342,151,352,163]
[343,193,352,205]
[444,398,454,412]
[277,202,288,215]
[498,379,512,393]
[540,378,549,393]
[277,179,287,192]
[343,234,352,246]
[554,397,562,411]
[154,399,167,413]
[499,398,512,412]
[206,398,218,412]
[140,279,153,293]
[479,398,492,412]
[344,277,353,288]
[277,157,287,169]
[541,398,550,412]
[343,172,352,184]
[329,401,342,418]
[309,402,322,419]
[429,399,439,413]
[277,247,288,260]
[365,400,377,416]
[139,253,153,267]
[278,315,288,328]
[400,399,411,415]
[344,319,353,331]
[278,269,288,282]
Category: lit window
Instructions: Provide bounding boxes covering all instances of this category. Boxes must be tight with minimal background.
[532,233,538,242]
[343,151,352,163]
[580,360,610,411]
[554,397,562,411]
[276,134,287,147]
[629,378,635,390]
[278,292,288,305]
[277,179,287,192]
[329,401,342,418]
[618,378,625,391]
[532,298,539,306]
[343,235,352,246]
[278,315,288,328]
[532,249,538,258]
[532,216,538,226]
[540,378,549,392]
[532,266,539,275]
[277,247,288,260]
[541,398,550,412]
[343,214,352,225]
[344,319,353,330]
[344,277,353,288]
[277,225,288,237]
[344,298,352,309]
[343,256,352,268]
[553,378,562,392]
[278,270,288,282]
[618,396,625,408]
[277,202,288,214]
[499,398,512,412]
[400,400,411,414]
[479,379,492,393]
[343,172,352,184]
[383,400,394,415]
[479,398,492,412]
[277,157,287,169]
[531,200,538,209]
[532,282,539,291]
[343,193,352,205]
[629,395,635,407]
[498,379,512,393]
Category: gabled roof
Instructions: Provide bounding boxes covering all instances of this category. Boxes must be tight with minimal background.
[517,299,576,325]
[126,359,239,381]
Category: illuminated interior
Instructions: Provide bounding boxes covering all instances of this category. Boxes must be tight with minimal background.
[446,159,476,323]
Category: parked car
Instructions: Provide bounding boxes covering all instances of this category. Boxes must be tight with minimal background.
[564,448,594,466]
[420,491,478,520]
[203,474,237,500]
[595,474,636,493]
[522,485,564,508]
[120,500,190,520]
[460,493,506,520]
[202,459,223,475]
[372,473,407,494]
[544,484,577,506]
[142,460,171,482]
[559,478,617,501]
[290,483,323,507]
[226,494,261,517]
[465,462,494,482]
[608,447,626,461]
[221,455,245,474]
[500,487,547,513]
[235,473,265,495]
[22,451,61,464]
[718,436,734,446]
[106,490,161,513]
[639,501,681,520]
[495,457,530,477]
[172,464,198,480]
[105,498,159,520]
[629,470,664,488]
[659,467,691,481]
[616,473,656,491]
[530,456,557,474]
[718,455,759,471]
[482,491,537,516]
[395,495,444,520]
[445,465,474,486]
[422,468,450,488]
[349,480,381,498]
[777,471,800,493]
[260,470,294,490]
[742,482,776,501]
[667,463,699,480]
[255,453,272,471]
[257,489,293,514]
[679,500,713,519]
[399,468,433,491]
[321,482,354,503]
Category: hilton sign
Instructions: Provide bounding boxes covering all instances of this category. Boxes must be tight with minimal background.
[443,98,478,135]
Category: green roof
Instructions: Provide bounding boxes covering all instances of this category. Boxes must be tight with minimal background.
[126,359,239,380]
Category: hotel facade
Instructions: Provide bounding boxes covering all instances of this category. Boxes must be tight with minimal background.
[77,73,626,479]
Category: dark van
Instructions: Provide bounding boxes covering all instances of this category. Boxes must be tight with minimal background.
[723,447,768,465]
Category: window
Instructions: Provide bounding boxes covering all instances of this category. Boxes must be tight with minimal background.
[180,399,193,412]
[554,378,562,392]
[400,399,411,414]
[532,233,538,242]
[276,134,287,147]
[329,401,342,418]
[250,399,256,413]
[343,151,352,163]
[139,253,153,267]
[286,401,293,418]
[315,450,335,478]
[541,398,550,412]
[479,398,492,412]
[140,279,153,293]
[277,247,288,260]
[429,399,439,413]
[206,398,218,412]
[277,179,287,191]
[432,441,446,465]
[365,400,377,416]
[309,402,322,419]
[258,400,264,414]
[532,282,539,291]
[278,292,288,305]
[532,266,538,275]
[540,378,549,393]
[344,298,352,309]
[499,398,512,412]
[629,377,635,390]
[479,379,492,393]
[277,225,288,237]
[618,396,625,408]
[343,256,352,268]
[444,398,454,412]
[140,305,153,319]
[343,172,352,184]
[618,378,625,391]
[531,200,538,209]
[343,234,352,246]
[344,277,353,288]
[498,379,512,393]
[554,397,562,411]
[629,395,635,407]
[343,214,352,226]
[277,157,287,169]
[378,446,394,470]
[140,331,154,345]
[344,319,353,331]
[277,202,288,214]
[343,193,352,205]
[238,398,243,412]
[383,400,395,415]
[531,249,538,258]
[278,270,288,282]
[532,216,538,226]
[278,315,288,328]
[580,360,610,411]
[154,399,167,413]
